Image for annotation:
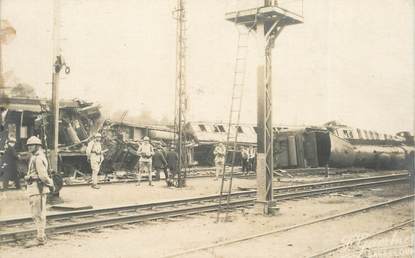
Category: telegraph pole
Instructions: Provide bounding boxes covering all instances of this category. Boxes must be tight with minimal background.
[174,0,188,187]
[50,0,69,171]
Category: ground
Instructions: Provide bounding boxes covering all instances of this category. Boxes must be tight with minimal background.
[0,171,413,258]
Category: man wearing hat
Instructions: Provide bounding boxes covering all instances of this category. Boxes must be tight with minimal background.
[152,147,168,182]
[213,142,226,180]
[1,137,20,189]
[24,136,54,247]
[86,133,104,189]
[137,136,154,186]
[166,145,179,187]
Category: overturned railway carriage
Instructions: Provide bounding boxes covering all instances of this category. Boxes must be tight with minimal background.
[275,124,413,169]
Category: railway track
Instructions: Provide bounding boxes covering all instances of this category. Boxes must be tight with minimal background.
[164,195,414,258]
[0,173,408,244]
[308,219,414,258]
[62,170,236,187]
[61,167,385,187]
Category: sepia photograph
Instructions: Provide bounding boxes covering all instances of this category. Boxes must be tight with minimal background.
[0,0,414,257]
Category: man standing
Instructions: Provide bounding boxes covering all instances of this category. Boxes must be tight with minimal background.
[240,146,249,175]
[213,142,226,180]
[166,145,178,187]
[24,136,54,247]
[152,147,168,182]
[248,146,255,172]
[160,145,169,183]
[2,137,21,189]
[86,133,104,189]
[137,136,154,186]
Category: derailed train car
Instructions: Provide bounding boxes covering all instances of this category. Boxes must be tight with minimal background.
[0,96,103,177]
[0,96,196,182]
[275,122,414,170]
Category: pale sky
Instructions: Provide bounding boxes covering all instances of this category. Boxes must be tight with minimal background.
[2,0,414,134]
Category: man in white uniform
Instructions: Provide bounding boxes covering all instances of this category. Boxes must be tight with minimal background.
[137,136,154,186]
[86,133,104,189]
[213,142,226,180]
[24,136,55,247]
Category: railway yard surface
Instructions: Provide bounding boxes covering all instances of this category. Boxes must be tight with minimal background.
[0,169,413,258]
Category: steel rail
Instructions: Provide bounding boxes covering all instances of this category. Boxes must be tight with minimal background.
[61,169,406,187]
[0,174,406,226]
[62,168,244,187]
[0,198,254,244]
[0,191,256,226]
[308,219,414,258]
[162,195,414,258]
[273,178,407,200]
[273,173,408,192]
[0,174,409,244]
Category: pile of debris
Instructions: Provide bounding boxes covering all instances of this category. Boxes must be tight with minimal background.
[0,96,103,178]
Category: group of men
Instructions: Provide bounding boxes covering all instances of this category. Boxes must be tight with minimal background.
[86,134,179,189]
[136,136,179,187]
[240,146,257,174]
[212,143,257,180]
[0,133,180,247]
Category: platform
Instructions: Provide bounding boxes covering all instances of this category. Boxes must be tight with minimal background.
[225,5,303,27]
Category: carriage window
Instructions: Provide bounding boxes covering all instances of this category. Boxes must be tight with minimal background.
[357,129,362,138]
[343,130,349,137]
[198,124,207,132]
[217,125,226,132]
[236,126,244,133]
[343,130,353,138]
[253,127,259,134]
[213,125,219,132]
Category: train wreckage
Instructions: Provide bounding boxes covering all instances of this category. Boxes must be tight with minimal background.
[0,96,196,184]
[0,97,414,186]
[185,121,414,170]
